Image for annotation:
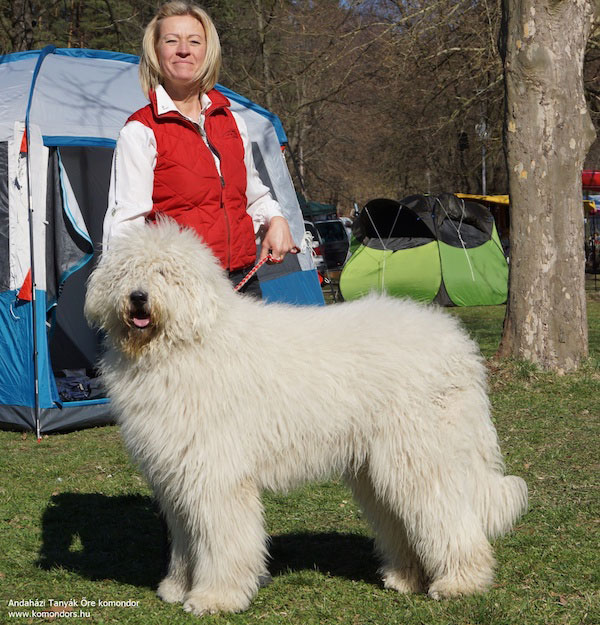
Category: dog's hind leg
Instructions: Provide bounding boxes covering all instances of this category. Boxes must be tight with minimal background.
[156,508,191,604]
[417,511,495,600]
[372,458,495,599]
[182,480,267,616]
[346,467,426,594]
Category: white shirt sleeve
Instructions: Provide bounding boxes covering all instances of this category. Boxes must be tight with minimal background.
[103,121,157,251]
[232,111,285,232]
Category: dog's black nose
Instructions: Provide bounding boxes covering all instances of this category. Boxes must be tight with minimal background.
[130,290,148,305]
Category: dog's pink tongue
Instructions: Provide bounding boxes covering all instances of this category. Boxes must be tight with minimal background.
[133,317,150,328]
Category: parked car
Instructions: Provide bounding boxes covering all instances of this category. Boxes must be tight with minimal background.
[339,216,353,241]
[313,218,351,270]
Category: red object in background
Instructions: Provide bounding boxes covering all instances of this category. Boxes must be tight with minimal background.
[19,129,27,154]
[17,269,32,301]
[582,170,600,191]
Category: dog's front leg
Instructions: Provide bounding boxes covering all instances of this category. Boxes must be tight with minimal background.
[156,506,191,603]
[182,480,268,616]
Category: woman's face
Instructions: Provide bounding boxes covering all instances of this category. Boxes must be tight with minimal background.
[157,15,207,91]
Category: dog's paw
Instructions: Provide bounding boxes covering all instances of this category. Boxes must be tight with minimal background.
[427,587,445,601]
[427,581,463,600]
[182,589,251,615]
[382,567,424,594]
[157,577,187,604]
[427,573,489,599]
[182,596,217,617]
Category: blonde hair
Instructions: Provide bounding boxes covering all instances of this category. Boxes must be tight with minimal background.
[139,1,221,98]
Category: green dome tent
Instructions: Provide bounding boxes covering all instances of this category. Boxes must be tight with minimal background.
[339,193,508,306]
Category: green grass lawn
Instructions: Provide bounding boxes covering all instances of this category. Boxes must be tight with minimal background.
[0,300,598,624]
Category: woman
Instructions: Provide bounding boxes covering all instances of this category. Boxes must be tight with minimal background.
[103,1,298,296]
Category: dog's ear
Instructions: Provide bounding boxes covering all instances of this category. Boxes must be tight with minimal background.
[167,233,237,342]
[187,283,223,343]
[84,257,111,330]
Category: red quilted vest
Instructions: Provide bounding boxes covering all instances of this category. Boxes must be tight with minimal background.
[127,89,257,270]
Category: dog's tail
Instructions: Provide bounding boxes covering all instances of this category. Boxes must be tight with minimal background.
[481,474,528,539]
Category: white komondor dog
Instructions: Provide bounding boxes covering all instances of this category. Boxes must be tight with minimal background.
[85,219,527,616]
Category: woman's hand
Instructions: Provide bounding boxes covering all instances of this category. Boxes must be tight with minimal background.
[260,216,299,262]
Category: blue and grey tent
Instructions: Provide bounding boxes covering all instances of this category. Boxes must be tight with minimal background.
[0,47,322,437]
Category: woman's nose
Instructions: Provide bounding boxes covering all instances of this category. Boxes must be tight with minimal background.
[176,42,190,56]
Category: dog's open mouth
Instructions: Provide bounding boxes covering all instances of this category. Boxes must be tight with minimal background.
[131,312,151,329]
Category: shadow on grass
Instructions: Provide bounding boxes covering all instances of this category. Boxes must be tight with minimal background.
[270,531,379,585]
[37,493,379,588]
[37,493,167,588]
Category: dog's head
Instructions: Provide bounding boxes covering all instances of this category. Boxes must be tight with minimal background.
[85,219,234,358]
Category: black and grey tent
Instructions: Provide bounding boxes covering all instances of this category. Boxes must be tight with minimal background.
[339,193,508,306]
[0,47,323,437]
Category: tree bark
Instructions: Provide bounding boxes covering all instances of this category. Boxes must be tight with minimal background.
[497,0,597,372]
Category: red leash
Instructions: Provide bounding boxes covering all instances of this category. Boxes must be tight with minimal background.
[233,253,279,291]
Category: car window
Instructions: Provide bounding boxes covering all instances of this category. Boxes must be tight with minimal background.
[304,222,319,239]
[315,221,347,243]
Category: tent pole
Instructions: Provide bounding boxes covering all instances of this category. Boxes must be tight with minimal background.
[24,45,56,440]
[24,125,41,441]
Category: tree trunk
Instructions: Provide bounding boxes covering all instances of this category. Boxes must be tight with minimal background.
[254,0,274,112]
[497,0,597,372]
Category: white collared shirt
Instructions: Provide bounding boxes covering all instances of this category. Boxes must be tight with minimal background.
[103,85,284,250]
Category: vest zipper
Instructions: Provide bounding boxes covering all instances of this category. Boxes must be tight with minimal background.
[161,101,234,269]
[202,125,231,269]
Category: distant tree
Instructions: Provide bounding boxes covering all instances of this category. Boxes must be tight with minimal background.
[0,0,157,54]
[3,0,600,220]
[497,0,598,371]
[0,0,58,52]
[583,16,600,166]
[369,0,508,197]
[219,0,385,205]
